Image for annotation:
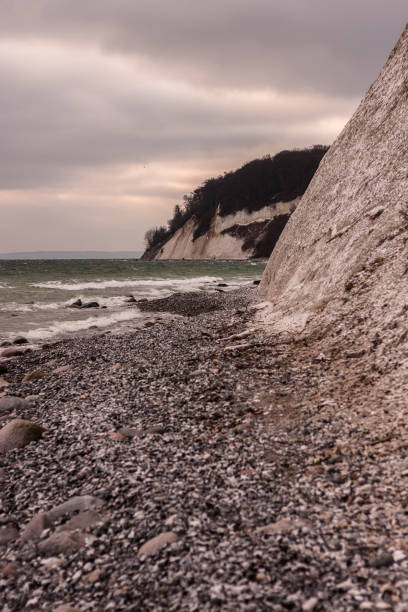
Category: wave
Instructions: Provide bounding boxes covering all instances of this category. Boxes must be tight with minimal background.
[22,310,143,342]
[31,275,224,291]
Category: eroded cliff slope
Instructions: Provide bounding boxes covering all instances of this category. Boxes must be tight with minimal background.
[258,25,408,339]
[153,200,297,260]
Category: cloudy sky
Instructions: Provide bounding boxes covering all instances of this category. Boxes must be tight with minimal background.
[0,1,406,252]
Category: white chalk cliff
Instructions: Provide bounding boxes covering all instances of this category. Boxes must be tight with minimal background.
[258,25,408,338]
[153,200,297,260]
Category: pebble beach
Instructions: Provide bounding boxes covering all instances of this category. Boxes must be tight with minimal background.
[1,287,408,611]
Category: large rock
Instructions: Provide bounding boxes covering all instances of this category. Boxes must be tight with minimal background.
[0,419,45,453]
[1,348,24,358]
[258,25,408,339]
[0,396,31,416]
[138,531,178,556]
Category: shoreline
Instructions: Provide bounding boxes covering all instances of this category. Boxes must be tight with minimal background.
[1,288,408,610]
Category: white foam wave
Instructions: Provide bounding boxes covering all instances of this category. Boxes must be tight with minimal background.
[23,310,143,342]
[31,276,223,291]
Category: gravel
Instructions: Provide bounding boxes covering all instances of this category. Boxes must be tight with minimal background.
[0,286,407,610]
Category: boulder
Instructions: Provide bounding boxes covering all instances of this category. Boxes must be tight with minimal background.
[0,525,19,547]
[20,512,52,541]
[1,348,24,358]
[22,370,46,382]
[38,531,85,555]
[138,531,178,556]
[0,419,46,453]
[68,299,82,308]
[12,336,28,345]
[0,341,12,347]
[0,396,31,416]
[81,301,99,309]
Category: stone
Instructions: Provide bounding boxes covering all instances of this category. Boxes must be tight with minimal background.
[83,568,102,584]
[47,495,104,521]
[1,348,24,358]
[52,365,72,374]
[0,395,31,416]
[0,562,20,579]
[69,299,82,308]
[60,510,102,531]
[107,431,127,442]
[0,525,19,546]
[0,341,12,347]
[138,531,178,556]
[21,512,52,541]
[38,531,86,555]
[22,369,47,382]
[302,598,318,611]
[13,336,28,345]
[0,363,7,375]
[257,518,305,534]
[81,301,99,308]
[0,419,46,453]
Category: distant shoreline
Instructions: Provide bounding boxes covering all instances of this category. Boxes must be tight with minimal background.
[0,251,143,260]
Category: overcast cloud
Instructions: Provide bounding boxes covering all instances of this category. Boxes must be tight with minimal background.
[0,0,406,252]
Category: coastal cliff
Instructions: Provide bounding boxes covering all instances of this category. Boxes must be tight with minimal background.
[146,200,297,260]
[142,146,328,260]
[258,24,408,341]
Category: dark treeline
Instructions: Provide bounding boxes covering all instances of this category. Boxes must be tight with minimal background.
[144,145,328,250]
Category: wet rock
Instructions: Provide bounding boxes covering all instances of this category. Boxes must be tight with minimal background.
[253,279,260,285]
[38,530,86,555]
[81,301,99,309]
[1,348,24,358]
[0,340,12,347]
[68,299,82,308]
[0,419,46,453]
[0,525,19,546]
[0,363,7,375]
[22,369,47,382]
[217,283,228,287]
[372,553,394,568]
[13,336,28,345]
[138,531,178,556]
[0,395,31,416]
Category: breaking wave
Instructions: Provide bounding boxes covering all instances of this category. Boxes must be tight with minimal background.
[22,310,143,342]
[31,276,223,291]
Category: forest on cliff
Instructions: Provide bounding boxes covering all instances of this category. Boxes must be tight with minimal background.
[145,145,329,251]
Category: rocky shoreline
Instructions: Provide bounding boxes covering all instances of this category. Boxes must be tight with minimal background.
[1,287,408,611]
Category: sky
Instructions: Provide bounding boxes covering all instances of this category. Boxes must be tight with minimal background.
[0,1,406,253]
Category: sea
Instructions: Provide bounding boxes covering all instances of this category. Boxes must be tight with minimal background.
[0,258,265,346]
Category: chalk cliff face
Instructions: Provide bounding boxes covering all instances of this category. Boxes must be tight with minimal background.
[152,200,297,260]
[258,25,408,338]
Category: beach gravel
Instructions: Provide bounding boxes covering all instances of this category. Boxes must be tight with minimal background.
[0,287,408,610]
